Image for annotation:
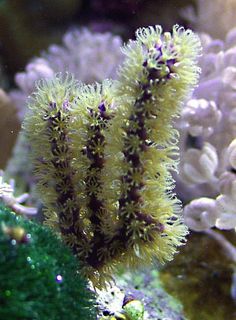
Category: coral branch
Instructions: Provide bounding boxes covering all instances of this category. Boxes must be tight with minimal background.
[45,103,87,255]
[24,25,201,288]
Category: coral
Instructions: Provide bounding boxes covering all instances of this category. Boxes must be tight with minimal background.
[10,28,123,121]
[181,99,222,137]
[177,27,236,232]
[23,25,200,288]
[0,171,37,217]
[7,27,124,203]
[182,0,236,39]
[0,203,96,319]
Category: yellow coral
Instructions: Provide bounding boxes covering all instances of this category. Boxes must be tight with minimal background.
[24,26,201,288]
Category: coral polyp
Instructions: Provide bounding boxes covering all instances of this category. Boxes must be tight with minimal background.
[23,25,201,288]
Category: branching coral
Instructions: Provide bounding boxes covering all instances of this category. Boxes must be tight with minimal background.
[6,28,123,200]
[23,25,200,288]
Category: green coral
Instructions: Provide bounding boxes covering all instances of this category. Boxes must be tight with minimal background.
[0,203,96,320]
[23,25,201,288]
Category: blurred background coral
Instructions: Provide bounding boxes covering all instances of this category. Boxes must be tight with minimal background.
[2,1,236,319]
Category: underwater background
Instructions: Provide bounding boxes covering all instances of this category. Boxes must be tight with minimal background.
[0,1,236,319]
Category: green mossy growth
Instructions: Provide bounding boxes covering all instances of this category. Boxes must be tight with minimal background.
[160,233,236,320]
[0,203,96,320]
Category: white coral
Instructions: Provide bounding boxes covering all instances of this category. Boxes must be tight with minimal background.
[181,99,222,137]
[184,197,219,231]
[182,0,236,39]
[215,172,236,230]
[226,138,236,169]
[0,171,37,216]
[45,29,123,83]
[15,58,54,94]
[183,172,236,231]
[180,142,218,185]
[10,28,123,120]
[179,27,236,232]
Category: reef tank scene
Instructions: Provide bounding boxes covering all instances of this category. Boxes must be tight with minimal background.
[1,0,236,319]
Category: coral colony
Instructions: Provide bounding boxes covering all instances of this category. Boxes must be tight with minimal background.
[8,24,236,240]
[179,27,236,233]
[6,28,124,197]
[10,29,123,121]
[23,25,201,288]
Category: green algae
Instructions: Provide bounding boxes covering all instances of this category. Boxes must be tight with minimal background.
[160,232,236,320]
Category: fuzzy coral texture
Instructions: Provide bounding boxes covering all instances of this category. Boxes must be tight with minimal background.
[10,28,123,121]
[23,25,200,288]
[178,27,236,232]
[6,28,124,196]
[9,24,236,237]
